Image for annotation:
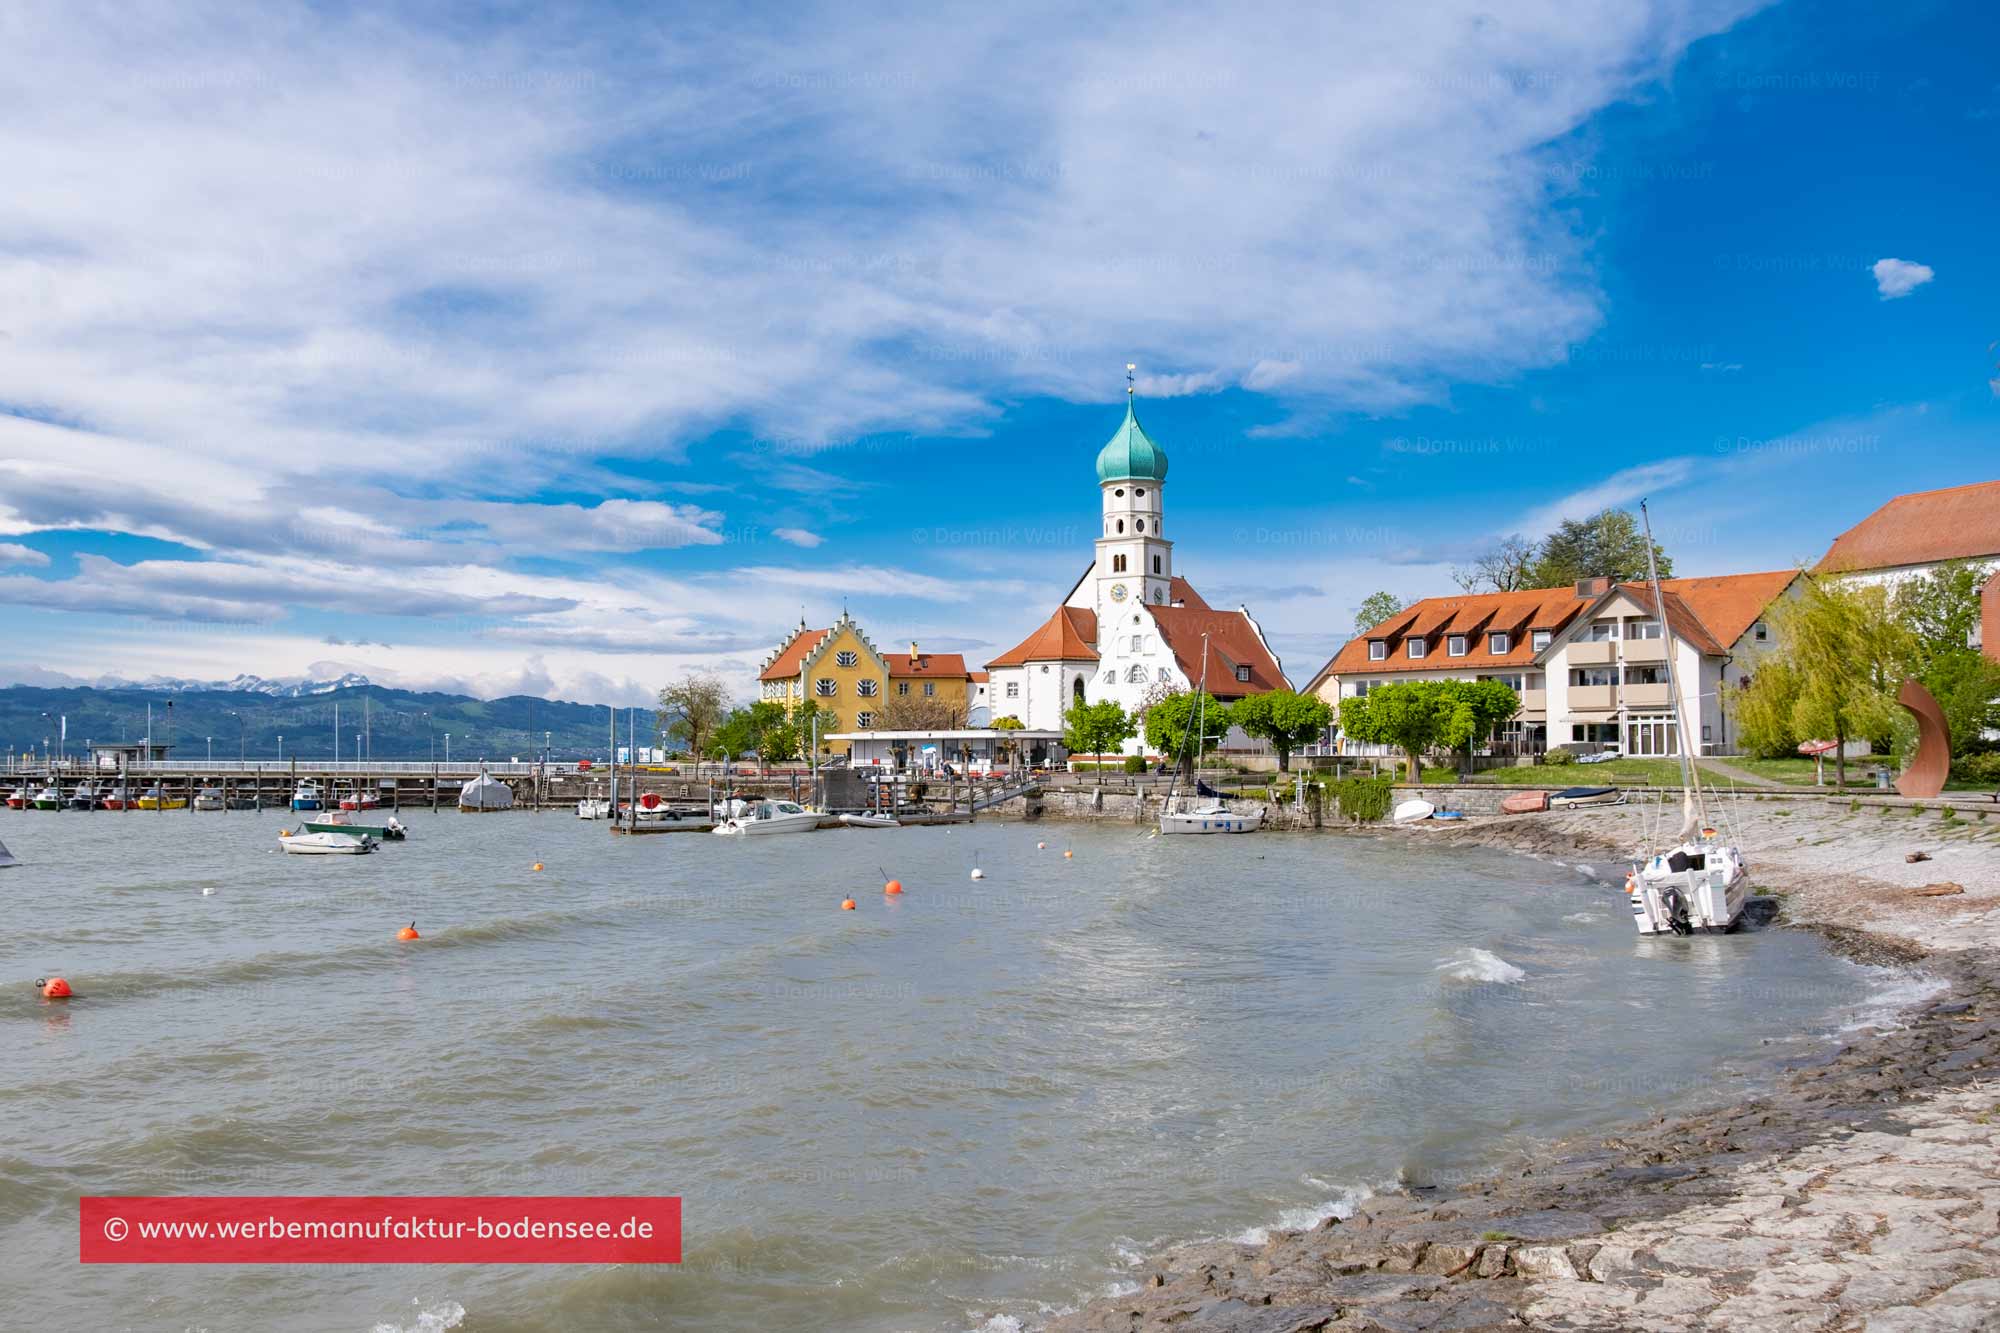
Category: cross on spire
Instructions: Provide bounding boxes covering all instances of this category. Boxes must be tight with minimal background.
[1126,361,1136,396]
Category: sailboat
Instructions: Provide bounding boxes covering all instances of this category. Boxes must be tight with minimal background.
[1159,632,1263,835]
[1625,500,1749,936]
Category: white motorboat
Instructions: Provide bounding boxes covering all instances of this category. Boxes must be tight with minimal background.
[290,781,323,811]
[280,830,376,854]
[67,782,100,811]
[713,799,822,836]
[1625,499,1749,937]
[838,812,901,829]
[30,785,62,811]
[1159,802,1263,834]
[193,787,225,811]
[1391,798,1435,823]
[576,798,613,820]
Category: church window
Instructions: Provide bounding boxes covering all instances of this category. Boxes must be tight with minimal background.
[1135,488,1146,497]
[1127,665,1147,683]
[1114,488,1125,497]
[1112,554,1126,572]
[923,682,935,696]
[1116,519,1124,534]
[1152,555,1161,574]
[815,678,837,696]
[1235,665,1252,683]
[1103,669,1116,683]
[835,650,858,667]
[856,711,875,728]
[857,679,878,697]
[1072,677,1086,703]
[1135,519,1145,532]
[1005,682,1019,698]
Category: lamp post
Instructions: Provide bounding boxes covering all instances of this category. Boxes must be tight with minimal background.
[207,736,213,763]
[444,733,451,765]
[423,712,433,762]
[277,734,284,762]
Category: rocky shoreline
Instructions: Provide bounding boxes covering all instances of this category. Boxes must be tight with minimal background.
[1044,800,2000,1332]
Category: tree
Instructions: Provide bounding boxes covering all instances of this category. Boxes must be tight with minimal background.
[712,700,788,770]
[1527,508,1672,588]
[1894,559,1993,671]
[1920,648,2000,757]
[1337,679,1517,783]
[1143,690,1231,777]
[770,701,835,762]
[1354,591,1407,636]
[658,673,731,769]
[880,689,961,730]
[1452,534,1538,594]
[1724,657,1804,759]
[1063,699,1135,759]
[1772,578,1913,787]
[989,714,1026,767]
[1230,688,1334,771]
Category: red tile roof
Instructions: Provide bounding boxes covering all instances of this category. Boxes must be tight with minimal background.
[1815,481,2000,574]
[986,606,1100,667]
[968,670,989,683]
[1644,570,1798,649]
[758,626,829,682]
[1145,605,1287,698]
[883,652,971,679]
[1168,576,1208,610]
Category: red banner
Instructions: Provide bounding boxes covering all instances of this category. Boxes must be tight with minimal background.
[79,1196,681,1264]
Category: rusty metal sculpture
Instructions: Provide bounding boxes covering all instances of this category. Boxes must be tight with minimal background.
[1894,677,1950,799]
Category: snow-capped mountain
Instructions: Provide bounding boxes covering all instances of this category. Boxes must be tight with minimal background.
[93,672,374,697]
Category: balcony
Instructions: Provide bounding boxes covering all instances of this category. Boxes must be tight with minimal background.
[1518,688,1547,717]
[1622,682,1671,708]
[1622,638,1667,663]
[1568,640,1615,665]
[1569,684,1615,711]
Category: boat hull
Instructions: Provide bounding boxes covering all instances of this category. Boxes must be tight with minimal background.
[30,798,62,811]
[1630,845,1750,935]
[302,819,405,841]
[136,798,188,811]
[1159,808,1263,834]
[281,831,375,854]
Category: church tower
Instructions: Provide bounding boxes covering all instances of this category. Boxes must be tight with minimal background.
[1091,371,1173,620]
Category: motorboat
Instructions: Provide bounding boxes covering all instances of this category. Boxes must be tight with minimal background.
[337,788,380,812]
[193,787,225,811]
[67,782,100,811]
[226,793,260,810]
[101,785,134,810]
[279,829,376,855]
[712,799,822,835]
[576,797,613,820]
[1549,786,1621,809]
[136,786,188,811]
[3,787,26,810]
[30,785,63,810]
[290,781,323,811]
[1392,798,1435,823]
[838,812,901,829]
[1160,801,1263,834]
[302,811,407,841]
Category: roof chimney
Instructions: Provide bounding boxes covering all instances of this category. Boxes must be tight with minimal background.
[1574,576,1611,598]
[909,640,919,663]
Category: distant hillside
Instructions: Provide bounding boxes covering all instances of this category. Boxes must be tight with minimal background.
[0,683,634,762]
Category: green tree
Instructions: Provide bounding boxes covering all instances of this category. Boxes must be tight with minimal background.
[1354,590,1407,636]
[1143,690,1231,777]
[1063,699,1135,759]
[1724,657,1803,759]
[771,701,836,761]
[1920,648,2000,756]
[1527,508,1673,587]
[712,700,789,770]
[1773,579,1913,787]
[1438,679,1521,767]
[989,714,1025,767]
[1229,688,1334,771]
[658,672,732,769]
[1893,559,1993,671]
[1337,678,1516,783]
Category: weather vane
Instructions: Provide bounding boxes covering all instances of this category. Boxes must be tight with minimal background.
[1126,362,1136,396]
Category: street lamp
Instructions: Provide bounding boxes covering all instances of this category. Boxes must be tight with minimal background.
[277,734,284,762]
[207,736,213,763]
[444,733,451,764]
[423,711,433,762]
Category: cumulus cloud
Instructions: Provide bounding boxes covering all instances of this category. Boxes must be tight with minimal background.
[772,527,824,548]
[1872,257,1934,300]
[0,542,49,567]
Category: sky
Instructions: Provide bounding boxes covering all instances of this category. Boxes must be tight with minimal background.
[1,0,1994,705]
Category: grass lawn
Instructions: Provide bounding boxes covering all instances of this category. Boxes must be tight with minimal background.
[1457,758,1691,787]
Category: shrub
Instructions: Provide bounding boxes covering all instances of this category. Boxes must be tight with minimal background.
[1949,752,2000,785]
[1122,754,1146,774]
[1328,773,1395,822]
[1543,749,1577,767]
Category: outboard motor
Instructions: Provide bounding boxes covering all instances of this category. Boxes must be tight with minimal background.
[1661,885,1694,935]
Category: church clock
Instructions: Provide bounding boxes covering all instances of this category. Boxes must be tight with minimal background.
[1108,582,1128,602]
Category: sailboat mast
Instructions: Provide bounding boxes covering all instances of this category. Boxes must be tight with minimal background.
[1639,500,1704,824]
[1192,633,1211,777]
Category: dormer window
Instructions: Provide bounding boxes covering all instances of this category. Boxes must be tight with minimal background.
[1406,637,1427,659]
[1447,634,1467,657]
[1753,622,1768,642]
[1234,665,1252,683]
[1489,632,1510,655]
[1368,640,1387,661]
[1531,630,1551,651]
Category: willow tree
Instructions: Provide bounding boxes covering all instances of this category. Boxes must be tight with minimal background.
[1772,579,1912,787]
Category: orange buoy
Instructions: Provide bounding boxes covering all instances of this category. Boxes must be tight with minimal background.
[36,976,71,999]
[884,879,903,896]
[840,897,857,911]
[532,863,544,872]
[1063,849,1074,859]
[397,921,421,941]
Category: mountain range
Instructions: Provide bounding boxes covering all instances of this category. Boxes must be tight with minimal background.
[0,681,640,762]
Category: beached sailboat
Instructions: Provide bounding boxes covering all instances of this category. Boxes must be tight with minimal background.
[712,799,821,835]
[1626,500,1749,936]
[1160,633,1263,835]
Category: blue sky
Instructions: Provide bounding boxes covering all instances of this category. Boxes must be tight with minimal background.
[0,0,1993,703]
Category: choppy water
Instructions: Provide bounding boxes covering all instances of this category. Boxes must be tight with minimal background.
[1,809,1900,1331]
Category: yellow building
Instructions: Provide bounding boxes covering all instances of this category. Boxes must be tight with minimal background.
[757,613,891,756]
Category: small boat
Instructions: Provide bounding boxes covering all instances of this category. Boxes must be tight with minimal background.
[1160,802,1263,834]
[30,785,63,811]
[226,794,260,810]
[577,798,612,820]
[192,787,225,811]
[713,799,822,836]
[3,787,26,810]
[303,812,407,841]
[337,788,380,812]
[1500,791,1550,814]
[290,781,323,812]
[279,829,376,855]
[1392,798,1435,823]
[1548,786,1621,809]
[101,785,134,810]
[0,838,17,868]
[67,782,100,811]
[458,770,515,812]
[838,812,901,829]
[136,786,188,811]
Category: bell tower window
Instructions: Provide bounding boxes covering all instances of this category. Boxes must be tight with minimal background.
[1112,554,1127,572]
[1116,520,1124,533]
[1152,555,1161,574]
[1135,519,1145,532]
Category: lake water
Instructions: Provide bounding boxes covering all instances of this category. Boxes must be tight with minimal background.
[0,809,1900,1331]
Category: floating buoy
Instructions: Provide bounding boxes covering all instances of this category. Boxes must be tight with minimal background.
[532,863,544,872]
[36,977,71,999]
[883,879,903,896]
[397,921,420,941]
[201,886,216,896]
[1036,841,1046,850]
[841,897,857,911]
[1063,850,1074,859]
[970,868,984,880]
[278,828,291,838]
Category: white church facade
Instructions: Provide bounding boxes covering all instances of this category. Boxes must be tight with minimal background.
[984,388,1289,754]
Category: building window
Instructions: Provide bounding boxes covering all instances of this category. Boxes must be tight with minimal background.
[815,678,836,696]
[857,679,878,697]
[1235,665,1252,683]
[1103,670,1116,683]
[1569,667,1616,687]
[1753,622,1768,642]
[922,682,935,696]
[1135,519,1145,532]
[1157,666,1170,680]
[1353,680,1372,697]
[836,650,858,666]
[1624,665,1668,685]
[1127,665,1147,682]
[1407,637,1426,659]
[1117,520,1125,534]
[1586,620,1620,641]
[1112,554,1127,572]
[896,681,909,695]
[1005,682,1019,698]
[1447,634,1467,657]
[1488,632,1510,654]
[1134,488,1145,497]
[1531,630,1551,651]
[1130,634,1144,652]
[1152,555,1161,573]
[1628,620,1662,640]
[1368,640,1387,661]
[1114,488,1125,497]
[855,711,875,728]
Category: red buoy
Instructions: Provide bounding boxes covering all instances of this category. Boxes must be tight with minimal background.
[36,977,72,999]
[840,897,857,911]
[397,921,421,941]
[884,879,903,896]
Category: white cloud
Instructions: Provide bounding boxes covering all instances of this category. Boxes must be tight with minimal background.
[1872,257,1934,300]
[1516,458,1698,534]
[772,527,824,548]
[0,542,49,567]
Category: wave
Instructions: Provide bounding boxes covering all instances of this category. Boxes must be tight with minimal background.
[1433,948,1526,985]
[369,1300,465,1333]
[1562,911,1607,925]
[1230,1180,1376,1245]
[1836,970,1950,1035]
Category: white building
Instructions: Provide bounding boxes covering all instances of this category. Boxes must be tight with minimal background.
[984,389,1289,753]
[1814,479,2000,660]
[1305,571,1799,758]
